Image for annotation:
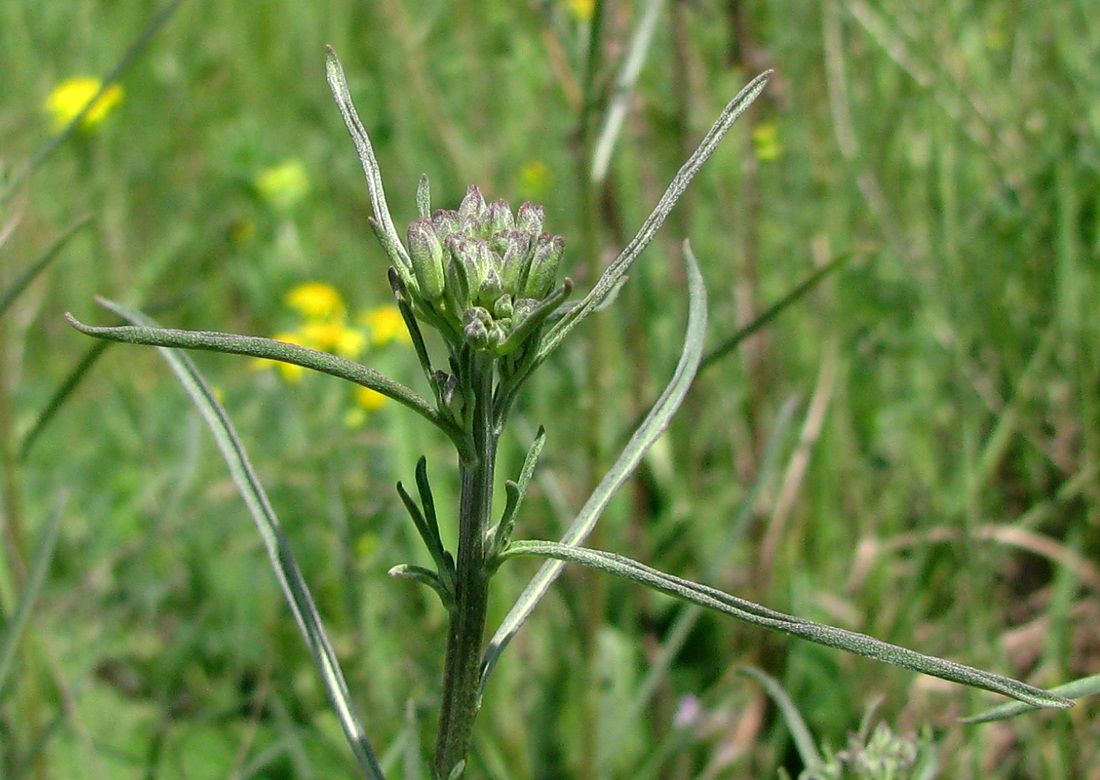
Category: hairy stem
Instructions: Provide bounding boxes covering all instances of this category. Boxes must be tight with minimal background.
[434,354,498,778]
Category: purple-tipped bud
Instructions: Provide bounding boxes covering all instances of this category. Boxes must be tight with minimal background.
[432,209,461,239]
[407,219,446,300]
[458,185,488,225]
[446,236,491,309]
[463,306,493,349]
[516,202,544,234]
[497,230,534,294]
[524,233,565,298]
[478,267,504,306]
[487,200,515,234]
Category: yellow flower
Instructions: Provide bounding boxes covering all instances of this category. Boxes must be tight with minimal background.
[361,306,409,346]
[518,160,551,200]
[255,159,310,211]
[301,320,365,359]
[752,122,783,162]
[354,386,388,412]
[44,77,124,133]
[566,0,595,22]
[285,282,345,321]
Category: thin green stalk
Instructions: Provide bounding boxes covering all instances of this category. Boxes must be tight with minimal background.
[434,353,499,779]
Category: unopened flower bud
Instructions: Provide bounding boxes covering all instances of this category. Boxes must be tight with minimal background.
[525,234,564,299]
[478,267,504,306]
[458,185,487,225]
[497,231,533,294]
[516,202,544,234]
[487,200,514,234]
[433,209,461,238]
[493,294,514,320]
[407,219,445,300]
[463,307,493,349]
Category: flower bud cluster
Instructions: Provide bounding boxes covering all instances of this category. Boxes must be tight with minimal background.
[402,184,566,355]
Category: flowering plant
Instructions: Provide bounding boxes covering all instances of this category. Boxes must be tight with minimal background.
[67,48,1071,779]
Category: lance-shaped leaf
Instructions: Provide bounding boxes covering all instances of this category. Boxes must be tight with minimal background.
[91,302,386,778]
[67,299,470,458]
[481,240,708,692]
[532,70,770,372]
[325,46,411,274]
[501,541,1073,711]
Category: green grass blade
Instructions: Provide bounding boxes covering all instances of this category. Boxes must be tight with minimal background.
[19,340,110,461]
[502,541,1073,711]
[96,302,386,779]
[481,239,708,692]
[962,673,1100,724]
[737,666,824,771]
[699,251,855,372]
[0,496,64,691]
[0,215,92,319]
[589,0,667,184]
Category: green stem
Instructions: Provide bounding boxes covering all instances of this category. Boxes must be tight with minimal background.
[434,354,498,778]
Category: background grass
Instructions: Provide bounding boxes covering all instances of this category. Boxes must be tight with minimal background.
[3,0,1099,777]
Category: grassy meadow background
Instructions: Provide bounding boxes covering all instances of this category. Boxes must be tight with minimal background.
[3,0,1099,777]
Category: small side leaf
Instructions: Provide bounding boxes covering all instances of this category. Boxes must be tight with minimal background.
[389,565,454,611]
[487,426,547,561]
[502,541,1072,711]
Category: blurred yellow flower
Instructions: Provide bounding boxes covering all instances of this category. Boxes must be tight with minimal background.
[44,77,124,132]
[286,282,345,321]
[361,306,409,346]
[255,159,310,211]
[251,331,309,382]
[518,160,551,200]
[566,0,595,22]
[752,122,783,162]
[301,320,365,359]
[355,386,388,412]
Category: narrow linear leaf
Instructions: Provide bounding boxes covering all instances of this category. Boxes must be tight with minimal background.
[503,541,1072,710]
[535,71,770,368]
[100,304,386,779]
[67,300,468,456]
[481,240,708,691]
[0,496,65,690]
[325,46,410,270]
[737,666,824,771]
[963,673,1100,724]
[0,215,92,318]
